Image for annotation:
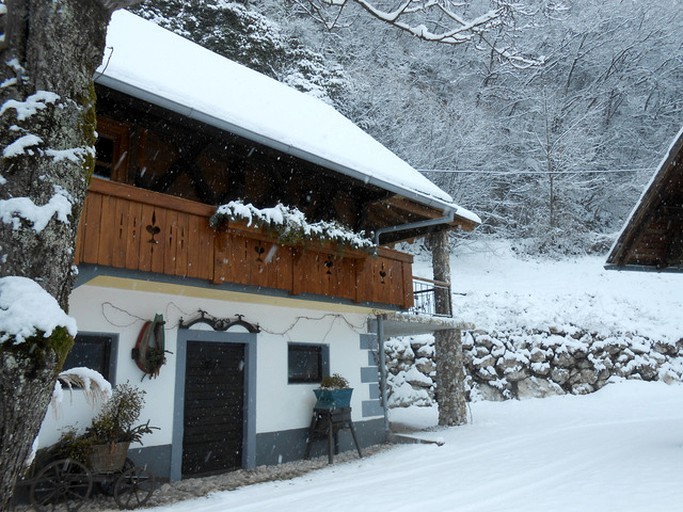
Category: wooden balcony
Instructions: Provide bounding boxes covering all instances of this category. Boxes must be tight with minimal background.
[75,178,415,310]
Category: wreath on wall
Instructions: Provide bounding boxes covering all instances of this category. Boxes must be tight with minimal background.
[131,314,167,380]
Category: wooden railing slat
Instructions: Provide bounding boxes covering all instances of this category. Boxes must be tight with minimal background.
[112,196,128,268]
[81,192,103,264]
[175,212,190,277]
[162,209,178,276]
[124,201,143,270]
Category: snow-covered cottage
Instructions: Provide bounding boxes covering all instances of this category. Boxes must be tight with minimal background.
[39,11,479,481]
[607,126,683,272]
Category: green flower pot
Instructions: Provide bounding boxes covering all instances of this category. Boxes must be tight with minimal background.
[313,388,353,410]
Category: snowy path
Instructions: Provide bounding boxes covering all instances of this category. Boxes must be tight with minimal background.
[137,381,683,512]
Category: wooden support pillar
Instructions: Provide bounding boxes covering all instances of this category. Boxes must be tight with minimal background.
[430,229,468,426]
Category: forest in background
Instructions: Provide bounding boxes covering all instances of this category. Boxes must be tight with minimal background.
[131,0,683,257]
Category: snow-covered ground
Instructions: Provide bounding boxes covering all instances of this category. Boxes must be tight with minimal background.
[443,242,683,341]
[137,380,683,512]
[129,244,683,512]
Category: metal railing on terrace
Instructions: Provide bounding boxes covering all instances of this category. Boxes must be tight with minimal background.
[410,277,452,317]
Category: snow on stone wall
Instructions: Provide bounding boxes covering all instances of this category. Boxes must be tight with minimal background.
[385,335,435,407]
[386,328,683,407]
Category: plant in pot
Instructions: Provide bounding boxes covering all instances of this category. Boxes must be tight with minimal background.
[83,383,158,473]
[314,373,353,410]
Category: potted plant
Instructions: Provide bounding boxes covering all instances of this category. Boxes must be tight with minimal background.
[313,373,353,410]
[83,383,158,472]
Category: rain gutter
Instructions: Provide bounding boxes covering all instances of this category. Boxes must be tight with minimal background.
[95,75,458,214]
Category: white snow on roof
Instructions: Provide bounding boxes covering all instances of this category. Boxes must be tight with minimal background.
[98,11,479,225]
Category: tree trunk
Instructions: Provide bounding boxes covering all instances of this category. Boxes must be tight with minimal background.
[434,328,468,426]
[0,1,139,508]
[430,229,468,427]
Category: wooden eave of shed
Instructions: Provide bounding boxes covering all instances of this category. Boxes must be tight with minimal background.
[607,130,683,271]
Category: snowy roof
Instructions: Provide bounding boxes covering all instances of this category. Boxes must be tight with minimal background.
[96,11,480,226]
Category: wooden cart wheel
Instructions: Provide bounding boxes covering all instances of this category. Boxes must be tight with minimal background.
[113,466,155,509]
[98,457,136,496]
[30,458,92,512]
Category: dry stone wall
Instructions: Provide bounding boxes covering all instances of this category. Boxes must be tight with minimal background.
[385,335,436,407]
[386,327,683,406]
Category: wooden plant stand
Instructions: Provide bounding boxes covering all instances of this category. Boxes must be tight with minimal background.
[304,407,363,464]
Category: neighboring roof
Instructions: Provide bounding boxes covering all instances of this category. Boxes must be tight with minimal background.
[606,125,683,272]
[97,11,480,227]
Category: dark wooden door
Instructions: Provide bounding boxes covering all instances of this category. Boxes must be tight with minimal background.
[182,341,245,477]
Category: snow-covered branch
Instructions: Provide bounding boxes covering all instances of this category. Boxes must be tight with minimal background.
[309,0,502,43]
[305,0,541,65]
[53,367,112,411]
[0,276,77,345]
[0,185,73,232]
[0,90,60,121]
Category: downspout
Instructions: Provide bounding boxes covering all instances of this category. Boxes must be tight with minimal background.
[377,314,390,435]
[373,210,456,248]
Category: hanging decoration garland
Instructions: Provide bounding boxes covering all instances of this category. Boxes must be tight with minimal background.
[132,314,167,380]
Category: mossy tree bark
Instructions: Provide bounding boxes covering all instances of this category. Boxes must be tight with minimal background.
[0,1,140,509]
[430,229,468,427]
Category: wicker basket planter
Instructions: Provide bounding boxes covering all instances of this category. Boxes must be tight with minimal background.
[88,442,130,473]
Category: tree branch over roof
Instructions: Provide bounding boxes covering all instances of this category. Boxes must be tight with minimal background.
[303,0,543,67]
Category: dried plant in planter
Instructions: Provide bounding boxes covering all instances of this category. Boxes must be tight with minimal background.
[320,373,350,389]
[85,383,157,445]
[315,373,353,410]
[38,384,159,472]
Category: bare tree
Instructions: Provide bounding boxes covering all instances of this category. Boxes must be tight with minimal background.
[424,0,683,255]
[302,0,541,66]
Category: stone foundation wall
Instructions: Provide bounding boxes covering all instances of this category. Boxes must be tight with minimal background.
[386,327,683,406]
[385,335,436,407]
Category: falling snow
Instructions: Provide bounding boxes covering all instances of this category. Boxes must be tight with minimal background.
[99,11,478,218]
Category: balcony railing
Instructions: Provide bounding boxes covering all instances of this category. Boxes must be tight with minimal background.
[75,178,415,310]
[410,277,452,317]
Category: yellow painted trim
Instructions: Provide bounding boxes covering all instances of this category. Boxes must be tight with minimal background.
[83,275,392,315]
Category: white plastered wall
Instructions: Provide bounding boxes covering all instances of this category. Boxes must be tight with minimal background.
[38,277,378,449]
